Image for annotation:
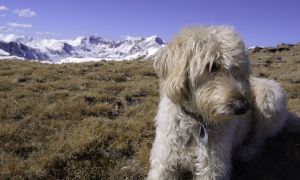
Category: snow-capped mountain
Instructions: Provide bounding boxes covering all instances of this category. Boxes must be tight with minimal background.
[0,41,49,60]
[0,34,166,63]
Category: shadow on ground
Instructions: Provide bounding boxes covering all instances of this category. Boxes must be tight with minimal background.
[232,130,300,180]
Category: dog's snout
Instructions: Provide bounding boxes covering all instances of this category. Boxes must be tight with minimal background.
[232,99,250,115]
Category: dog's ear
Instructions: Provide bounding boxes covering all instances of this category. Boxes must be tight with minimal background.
[154,42,189,104]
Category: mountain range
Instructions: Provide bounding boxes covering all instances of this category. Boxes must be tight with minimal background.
[0,34,166,63]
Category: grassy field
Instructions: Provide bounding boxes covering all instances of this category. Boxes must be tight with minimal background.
[0,44,299,179]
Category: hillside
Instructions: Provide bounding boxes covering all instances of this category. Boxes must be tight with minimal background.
[0,43,299,179]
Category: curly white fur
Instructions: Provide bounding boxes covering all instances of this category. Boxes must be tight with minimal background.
[147,26,288,180]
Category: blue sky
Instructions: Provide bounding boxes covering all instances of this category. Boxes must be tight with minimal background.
[0,0,299,47]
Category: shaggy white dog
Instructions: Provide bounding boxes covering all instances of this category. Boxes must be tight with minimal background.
[147,26,288,180]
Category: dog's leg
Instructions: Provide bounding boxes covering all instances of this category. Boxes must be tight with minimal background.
[147,130,180,180]
[147,96,181,179]
[238,77,288,162]
[148,163,179,180]
[147,135,180,180]
[193,122,237,180]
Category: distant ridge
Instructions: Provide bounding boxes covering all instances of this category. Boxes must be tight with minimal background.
[0,34,166,63]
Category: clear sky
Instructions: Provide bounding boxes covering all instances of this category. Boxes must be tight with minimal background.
[0,0,299,47]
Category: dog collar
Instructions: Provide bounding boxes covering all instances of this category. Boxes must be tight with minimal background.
[181,106,211,145]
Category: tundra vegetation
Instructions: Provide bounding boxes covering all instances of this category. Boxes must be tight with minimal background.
[0,43,299,179]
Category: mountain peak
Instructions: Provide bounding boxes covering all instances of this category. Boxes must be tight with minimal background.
[0,34,166,63]
[86,35,104,43]
[124,36,144,41]
[0,34,34,43]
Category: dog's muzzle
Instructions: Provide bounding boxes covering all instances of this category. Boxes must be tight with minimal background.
[231,99,250,115]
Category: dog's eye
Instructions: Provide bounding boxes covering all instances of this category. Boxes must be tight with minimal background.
[210,63,220,73]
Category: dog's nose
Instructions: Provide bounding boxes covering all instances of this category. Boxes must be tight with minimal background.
[232,99,250,115]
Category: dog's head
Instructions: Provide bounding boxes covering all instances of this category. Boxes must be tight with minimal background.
[155,26,251,123]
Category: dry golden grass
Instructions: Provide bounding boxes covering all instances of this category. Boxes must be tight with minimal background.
[0,44,299,180]
[0,60,157,179]
[249,44,300,116]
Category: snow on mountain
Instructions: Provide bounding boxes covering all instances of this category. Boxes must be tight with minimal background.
[0,34,166,63]
[0,40,49,60]
[0,48,9,56]
[0,55,25,60]
[248,46,264,49]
